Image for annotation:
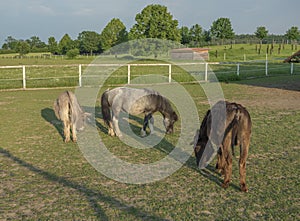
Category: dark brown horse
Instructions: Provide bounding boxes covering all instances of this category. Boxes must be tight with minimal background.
[194,101,252,192]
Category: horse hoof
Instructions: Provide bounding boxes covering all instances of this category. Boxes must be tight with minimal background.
[240,184,248,192]
[221,182,229,189]
[140,130,146,137]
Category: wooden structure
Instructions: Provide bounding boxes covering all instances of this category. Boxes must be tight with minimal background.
[170,48,210,60]
[284,50,300,63]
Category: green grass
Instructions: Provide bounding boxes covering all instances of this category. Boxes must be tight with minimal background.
[1,76,299,220]
[207,43,297,62]
[0,44,299,89]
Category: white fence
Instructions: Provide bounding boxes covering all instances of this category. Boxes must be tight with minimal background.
[0,61,298,90]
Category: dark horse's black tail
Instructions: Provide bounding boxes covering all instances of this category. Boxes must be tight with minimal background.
[101,90,111,127]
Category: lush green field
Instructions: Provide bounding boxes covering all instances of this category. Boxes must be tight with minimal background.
[0,54,299,90]
[1,75,299,220]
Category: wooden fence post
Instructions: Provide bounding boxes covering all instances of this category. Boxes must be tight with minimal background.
[127,64,131,84]
[22,65,26,89]
[265,54,268,76]
[168,64,172,83]
[205,63,208,81]
[78,64,82,87]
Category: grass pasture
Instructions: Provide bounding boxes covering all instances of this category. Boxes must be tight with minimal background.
[1,75,300,220]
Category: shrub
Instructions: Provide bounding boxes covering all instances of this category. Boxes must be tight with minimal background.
[66,49,80,59]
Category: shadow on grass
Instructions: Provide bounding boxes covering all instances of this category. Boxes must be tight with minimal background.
[185,156,241,192]
[0,147,167,220]
[41,108,64,141]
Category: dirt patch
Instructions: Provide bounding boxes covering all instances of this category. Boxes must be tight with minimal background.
[231,85,300,111]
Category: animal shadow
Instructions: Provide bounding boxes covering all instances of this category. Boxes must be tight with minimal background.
[185,156,241,191]
[41,108,64,141]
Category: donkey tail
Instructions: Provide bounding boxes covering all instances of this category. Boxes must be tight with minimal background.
[101,90,111,126]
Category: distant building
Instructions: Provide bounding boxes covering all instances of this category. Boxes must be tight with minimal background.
[170,48,210,60]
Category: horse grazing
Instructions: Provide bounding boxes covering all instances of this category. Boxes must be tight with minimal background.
[194,101,252,192]
[53,91,89,142]
[101,87,178,137]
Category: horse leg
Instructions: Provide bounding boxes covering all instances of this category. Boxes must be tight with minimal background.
[149,115,154,134]
[222,153,233,189]
[72,123,77,142]
[239,136,250,192]
[108,121,115,136]
[112,114,122,137]
[141,114,149,137]
[63,120,71,143]
[221,136,233,189]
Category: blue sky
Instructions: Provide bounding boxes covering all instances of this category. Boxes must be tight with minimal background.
[1,0,299,45]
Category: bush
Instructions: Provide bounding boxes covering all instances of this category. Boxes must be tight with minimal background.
[66,49,79,59]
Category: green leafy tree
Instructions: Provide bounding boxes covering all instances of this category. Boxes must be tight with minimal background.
[203,30,212,42]
[129,4,181,42]
[58,34,76,55]
[78,31,101,55]
[285,26,300,43]
[4,36,18,50]
[66,48,80,59]
[48,37,59,54]
[15,41,30,56]
[100,18,127,51]
[190,24,203,47]
[255,26,268,44]
[210,18,235,44]
[26,36,46,50]
[180,26,190,45]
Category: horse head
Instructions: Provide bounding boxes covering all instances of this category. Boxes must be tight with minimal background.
[163,111,178,134]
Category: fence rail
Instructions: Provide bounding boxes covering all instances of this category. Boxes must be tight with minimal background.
[0,61,298,90]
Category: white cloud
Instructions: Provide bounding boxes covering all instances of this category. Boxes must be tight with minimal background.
[27,4,56,16]
[72,8,95,16]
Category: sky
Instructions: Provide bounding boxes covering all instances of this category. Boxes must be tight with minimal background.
[1,0,299,45]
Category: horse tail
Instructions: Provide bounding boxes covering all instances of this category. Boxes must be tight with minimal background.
[101,90,111,126]
[53,98,60,120]
[224,105,240,156]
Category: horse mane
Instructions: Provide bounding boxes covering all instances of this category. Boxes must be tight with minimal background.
[149,93,176,120]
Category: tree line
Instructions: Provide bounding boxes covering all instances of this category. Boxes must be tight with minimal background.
[1,4,299,57]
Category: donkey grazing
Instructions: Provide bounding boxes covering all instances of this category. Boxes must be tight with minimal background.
[53,91,88,142]
[101,87,178,137]
[194,101,252,192]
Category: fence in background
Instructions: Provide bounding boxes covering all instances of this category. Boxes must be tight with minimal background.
[0,61,298,90]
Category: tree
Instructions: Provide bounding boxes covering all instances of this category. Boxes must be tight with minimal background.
[78,31,101,55]
[210,18,235,44]
[203,30,212,43]
[189,24,203,47]
[285,26,300,43]
[180,26,190,45]
[66,48,80,59]
[48,37,58,54]
[58,34,76,55]
[4,36,18,50]
[100,18,127,51]
[255,26,268,44]
[15,41,30,56]
[129,4,181,42]
[26,36,46,50]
